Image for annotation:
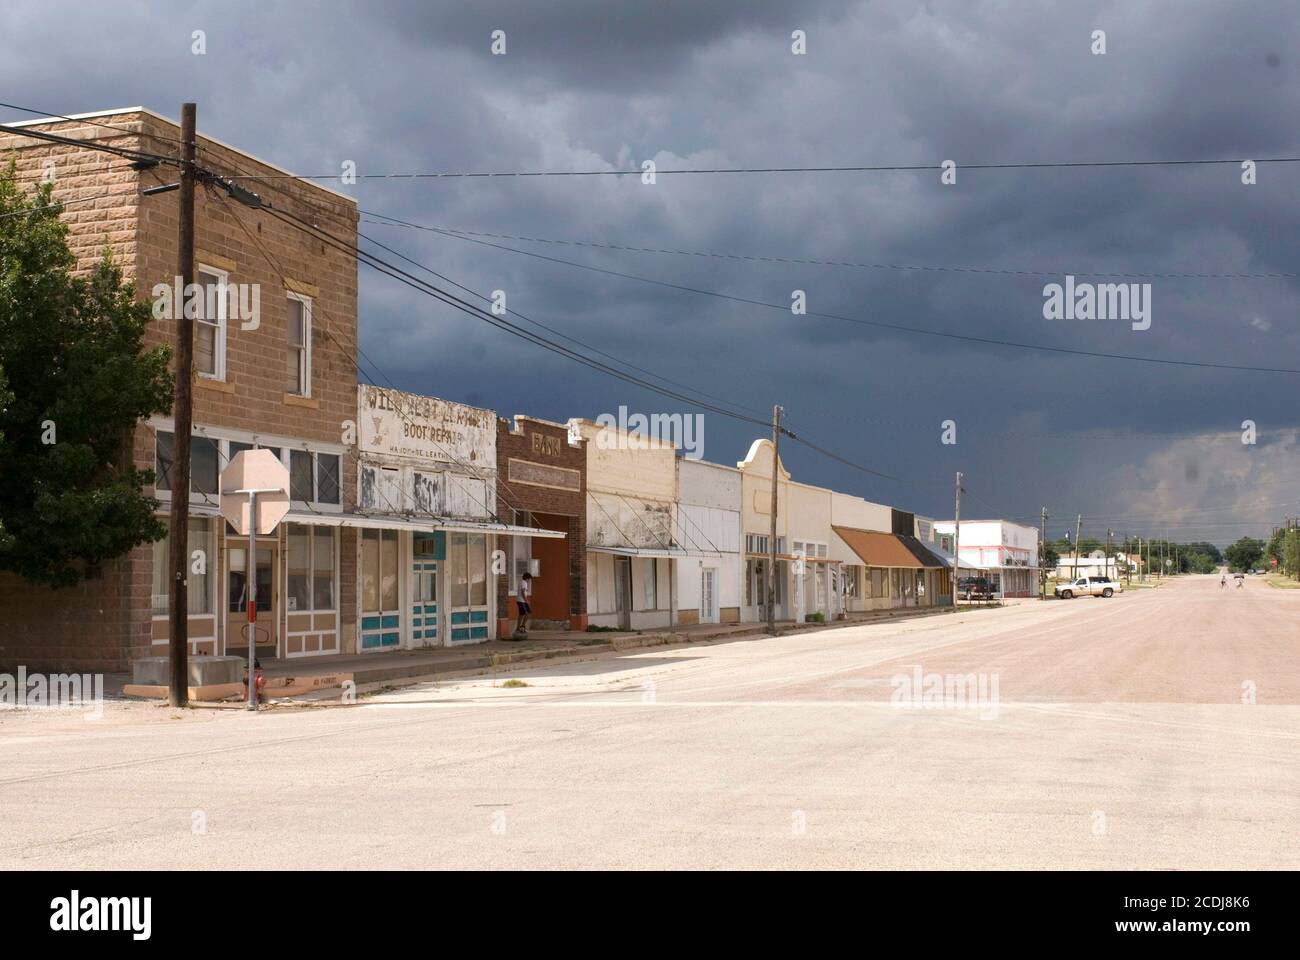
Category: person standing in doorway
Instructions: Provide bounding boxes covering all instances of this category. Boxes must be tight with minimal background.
[515,572,533,638]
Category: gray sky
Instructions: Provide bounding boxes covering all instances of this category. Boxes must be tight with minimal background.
[3,0,1297,545]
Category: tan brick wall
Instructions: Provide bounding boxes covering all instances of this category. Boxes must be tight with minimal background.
[0,110,360,671]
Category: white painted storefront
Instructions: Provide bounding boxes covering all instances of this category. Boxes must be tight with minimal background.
[674,459,743,625]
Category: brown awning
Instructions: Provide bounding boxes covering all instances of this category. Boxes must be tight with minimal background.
[833,526,934,569]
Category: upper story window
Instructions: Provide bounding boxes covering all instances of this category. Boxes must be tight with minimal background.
[155,430,219,495]
[195,265,228,380]
[154,428,341,511]
[286,294,312,396]
[290,448,341,506]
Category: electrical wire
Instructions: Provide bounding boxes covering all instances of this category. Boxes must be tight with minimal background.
[363,214,1300,283]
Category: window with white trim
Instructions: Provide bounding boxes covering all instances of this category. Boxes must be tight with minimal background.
[289,449,341,506]
[195,266,227,380]
[151,518,214,616]
[286,523,336,613]
[286,294,311,396]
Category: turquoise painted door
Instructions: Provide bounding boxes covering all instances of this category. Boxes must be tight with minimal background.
[411,558,438,645]
[360,529,401,650]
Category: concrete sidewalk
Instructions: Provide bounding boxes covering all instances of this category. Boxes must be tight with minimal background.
[259,605,954,694]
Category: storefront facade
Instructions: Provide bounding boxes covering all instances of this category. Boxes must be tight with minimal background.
[674,459,742,625]
[737,439,790,623]
[933,519,1040,598]
[570,418,680,630]
[356,387,563,650]
[147,419,350,660]
[495,415,588,633]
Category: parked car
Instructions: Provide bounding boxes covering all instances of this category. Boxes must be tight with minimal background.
[957,577,994,600]
[1055,575,1123,599]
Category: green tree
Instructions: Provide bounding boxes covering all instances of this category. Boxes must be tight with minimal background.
[1222,537,1264,573]
[0,162,173,587]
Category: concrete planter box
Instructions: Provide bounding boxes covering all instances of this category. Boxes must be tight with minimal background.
[132,655,245,687]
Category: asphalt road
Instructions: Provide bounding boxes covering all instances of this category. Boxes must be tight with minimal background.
[3,574,1298,869]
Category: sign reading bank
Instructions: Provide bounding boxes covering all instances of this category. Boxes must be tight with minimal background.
[358,384,496,468]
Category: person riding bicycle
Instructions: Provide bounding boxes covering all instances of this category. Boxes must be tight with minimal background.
[1220,574,1227,588]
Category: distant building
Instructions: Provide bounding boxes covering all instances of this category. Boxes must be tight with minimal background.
[932,519,1040,598]
[1055,550,1125,580]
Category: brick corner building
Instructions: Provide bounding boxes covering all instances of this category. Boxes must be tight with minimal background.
[0,107,359,673]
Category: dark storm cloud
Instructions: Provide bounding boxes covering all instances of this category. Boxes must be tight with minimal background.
[1,0,1296,542]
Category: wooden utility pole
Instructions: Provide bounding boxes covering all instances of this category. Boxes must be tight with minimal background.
[1072,514,1082,580]
[766,404,781,635]
[953,472,962,602]
[1038,507,1048,599]
[1125,535,1132,587]
[168,102,197,708]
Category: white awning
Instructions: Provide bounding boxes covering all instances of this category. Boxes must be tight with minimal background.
[587,544,720,558]
[161,504,565,538]
[282,511,566,539]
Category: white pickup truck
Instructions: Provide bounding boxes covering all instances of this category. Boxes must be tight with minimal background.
[1054,575,1123,599]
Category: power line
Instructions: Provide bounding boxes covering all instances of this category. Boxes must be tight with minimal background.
[214,187,525,526]
[362,215,1300,283]
[0,121,177,168]
[355,228,770,422]
[266,205,774,428]
[267,203,960,512]
[0,101,190,150]
[221,154,1300,181]
[406,219,1300,377]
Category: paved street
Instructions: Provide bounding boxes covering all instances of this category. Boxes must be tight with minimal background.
[3,575,1298,870]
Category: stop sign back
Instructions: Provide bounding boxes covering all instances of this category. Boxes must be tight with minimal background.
[219,449,291,535]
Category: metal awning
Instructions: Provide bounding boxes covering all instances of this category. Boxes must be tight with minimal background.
[588,544,718,558]
[282,511,566,538]
[158,504,564,538]
[833,526,945,569]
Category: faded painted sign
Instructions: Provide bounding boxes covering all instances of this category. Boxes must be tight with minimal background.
[358,384,496,467]
[508,457,581,492]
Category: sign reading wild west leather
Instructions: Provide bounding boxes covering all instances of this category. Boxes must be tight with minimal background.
[358,385,496,467]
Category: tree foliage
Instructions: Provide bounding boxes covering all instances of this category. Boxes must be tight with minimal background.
[0,162,173,587]
[1222,537,1264,573]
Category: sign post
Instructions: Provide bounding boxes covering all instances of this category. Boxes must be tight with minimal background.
[219,450,290,711]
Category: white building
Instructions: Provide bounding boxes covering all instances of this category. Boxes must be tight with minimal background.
[674,459,743,625]
[932,519,1040,598]
[1055,550,1125,579]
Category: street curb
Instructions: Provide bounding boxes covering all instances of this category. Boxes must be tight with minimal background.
[270,606,956,707]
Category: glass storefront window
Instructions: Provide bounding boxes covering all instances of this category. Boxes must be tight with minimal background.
[287,526,312,613]
[449,532,469,608]
[314,526,335,610]
[287,523,337,612]
[151,518,214,616]
[380,530,399,611]
[361,529,379,611]
[469,533,487,606]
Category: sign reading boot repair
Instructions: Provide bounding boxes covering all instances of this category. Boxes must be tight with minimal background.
[358,384,496,467]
